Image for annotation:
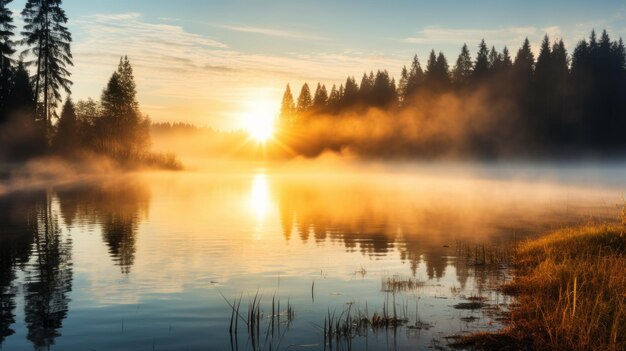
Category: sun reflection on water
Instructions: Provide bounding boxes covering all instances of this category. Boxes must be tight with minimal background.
[248,173,271,221]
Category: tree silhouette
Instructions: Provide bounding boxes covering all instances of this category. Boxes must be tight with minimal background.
[359,72,374,103]
[371,70,397,107]
[327,84,341,108]
[453,43,473,88]
[0,0,15,122]
[473,39,490,80]
[23,194,72,349]
[405,55,424,100]
[275,28,626,159]
[21,0,73,141]
[296,83,312,113]
[0,191,40,348]
[279,84,296,129]
[95,57,149,160]
[313,83,328,109]
[341,76,359,108]
[52,97,77,153]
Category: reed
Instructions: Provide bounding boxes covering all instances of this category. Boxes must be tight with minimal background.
[457,224,626,351]
[225,292,295,351]
[381,275,425,293]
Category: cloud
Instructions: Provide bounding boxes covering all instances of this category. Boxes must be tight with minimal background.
[216,24,328,41]
[398,24,620,58]
[69,13,406,129]
[402,25,541,47]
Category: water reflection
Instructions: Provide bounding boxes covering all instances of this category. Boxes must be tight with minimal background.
[0,179,150,349]
[248,173,270,221]
[56,180,150,273]
[24,194,72,349]
[0,169,621,350]
[0,191,41,346]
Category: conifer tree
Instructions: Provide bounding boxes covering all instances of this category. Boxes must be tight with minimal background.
[279,84,296,128]
[452,44,473,88]
[52,97,77,152]
[473,39,490,79]
[328,84,341,108]
[501,47,513,69]
[297,83,312,113]
[0,0,15,121]
[405,55,424,99]
[98,57,148,159]
[398,66,409,102]
[21,0,73,139]
[358,72,373,102]
[313,83,328,109]
[342,76,359,107]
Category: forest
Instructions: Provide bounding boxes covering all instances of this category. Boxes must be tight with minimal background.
[278,31,626,159]
[0,0,179,169]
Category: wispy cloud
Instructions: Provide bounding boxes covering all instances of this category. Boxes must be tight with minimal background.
[216,24,327,41]
[402,25,541,46]
[69,13,405,129]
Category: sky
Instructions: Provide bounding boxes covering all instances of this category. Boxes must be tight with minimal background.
[9,0,626,130]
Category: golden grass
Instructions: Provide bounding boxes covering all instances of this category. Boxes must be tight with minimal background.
[495,224,626,351]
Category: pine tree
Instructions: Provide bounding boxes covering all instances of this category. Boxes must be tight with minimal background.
[52,97,77,152]
[9,61,35,112]
[0,0,13,70]
[501,47,513,69]
[398,66,408,103]
[426,50,437,81]
[488,46,503,71]
[473,39,490,79]
[514,38,535,76]
[435,52,450,88]
[342,76,359,107]
[359,72,373,103]
[0,0,15,121]
[21,0,73,140]
[297,83,312,113]
[279,84,296,128]
[98,57,148,159]
[313,83,328,109]
[328,84,341,108]
[372,70,396,107]
[535,35,552,80]
[453,43,473,88]
[405,55,424,99]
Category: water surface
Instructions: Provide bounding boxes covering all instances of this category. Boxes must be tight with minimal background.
[0,163,623,350]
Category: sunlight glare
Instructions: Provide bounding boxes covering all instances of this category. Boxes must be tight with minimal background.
[248,173,271,220]
[242,99,277,142]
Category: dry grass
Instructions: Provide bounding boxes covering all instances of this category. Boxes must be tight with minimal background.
[475,224,626,351]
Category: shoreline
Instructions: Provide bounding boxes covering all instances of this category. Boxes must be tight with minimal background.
[454,223,626,350]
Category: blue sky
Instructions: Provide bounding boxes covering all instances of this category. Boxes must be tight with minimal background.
[9,0,626,129]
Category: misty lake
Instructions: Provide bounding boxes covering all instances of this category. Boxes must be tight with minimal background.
[0,162,624,350]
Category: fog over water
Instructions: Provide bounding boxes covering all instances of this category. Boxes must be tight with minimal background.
[0,160,624,350]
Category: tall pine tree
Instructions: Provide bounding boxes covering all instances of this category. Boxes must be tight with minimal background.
[0,0,15,121]
[21,0,73,140]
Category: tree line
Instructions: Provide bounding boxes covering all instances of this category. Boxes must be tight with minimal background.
[278,30,626,158]
[0,0,176,168]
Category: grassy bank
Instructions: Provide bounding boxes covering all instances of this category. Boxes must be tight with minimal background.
[458,224,626,350]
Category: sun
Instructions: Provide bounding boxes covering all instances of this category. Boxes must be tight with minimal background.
[242,99,277,142]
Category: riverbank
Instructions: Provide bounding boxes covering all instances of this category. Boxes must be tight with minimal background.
[456,223,626,350]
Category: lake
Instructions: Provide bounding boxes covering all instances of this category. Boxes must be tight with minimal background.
[0,162,624,350]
